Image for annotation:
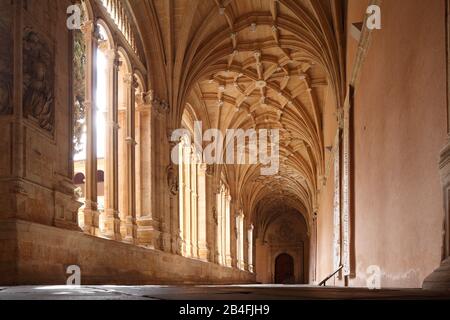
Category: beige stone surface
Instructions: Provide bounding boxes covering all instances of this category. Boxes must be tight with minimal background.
[0,0,449,291]
[0,220,254,285]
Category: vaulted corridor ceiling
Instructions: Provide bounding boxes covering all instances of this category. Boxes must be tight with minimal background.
[130,0,345,228]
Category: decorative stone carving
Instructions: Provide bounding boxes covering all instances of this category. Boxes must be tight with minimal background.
[146,90,169,115]
[0,13,13,115]
[167,164,179,196]
[333,132,341,270]
[342,100,351,277]
[23,28,54,133]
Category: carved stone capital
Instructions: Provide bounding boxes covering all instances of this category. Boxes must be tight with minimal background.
[80,21,95,39]
[144,91,169,116]
[143,90,154,104]
[123,73,138,89]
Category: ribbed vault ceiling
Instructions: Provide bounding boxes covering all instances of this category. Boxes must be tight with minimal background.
[129,0,345,228]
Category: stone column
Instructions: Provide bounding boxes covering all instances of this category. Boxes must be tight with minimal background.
[423,0,450,291]
[191,155,199,259]
[206,166,216,263]
[123,73,138,244]
[197,164,210,261]
[165,123,181,255]
[230,200,238,269]
[167,136,181,254]
[102,49,121,240]
[79,21,99,235]
[247,225,254,273]
[236,212,245,270]
[255,237,265,281]
[136,92,161,248]
[182,139,192,256]
[225,194,233,267]
[214,190,222,264]
[217,186,226,265]
[423,143,450,290]
[309,213,318,284]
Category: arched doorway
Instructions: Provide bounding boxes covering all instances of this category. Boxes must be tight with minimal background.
[275,253,295,284]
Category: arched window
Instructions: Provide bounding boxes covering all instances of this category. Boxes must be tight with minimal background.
[178,106,209,260]
[73,173,85,185]
[71,1,146,243]
[97,170,105,183]
[72,1,88,162]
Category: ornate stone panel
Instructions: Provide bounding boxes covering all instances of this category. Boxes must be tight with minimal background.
[22,28,55,133]
[333,133,341,270]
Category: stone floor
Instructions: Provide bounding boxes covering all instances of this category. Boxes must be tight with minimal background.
[0,285,449,300]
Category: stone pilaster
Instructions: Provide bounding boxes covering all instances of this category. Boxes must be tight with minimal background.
[53,175,82,231]
[166,129,181,255]
[123,73,138,244]
[310,213,318,284]
[79,21,100,235]
[102,49,121,241]
[136,91,161,248]
[247,225,254,273]
[423,141,450,290]
[423,1,450,290]
[225,194,233,267]
[197,164,210,261]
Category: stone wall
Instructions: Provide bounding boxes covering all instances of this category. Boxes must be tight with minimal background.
[316,0,447,288]
[351,0,446,288]
[0,0,80,229]
[0,220,255,285]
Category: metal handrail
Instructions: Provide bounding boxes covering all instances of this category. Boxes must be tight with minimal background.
[318,265,343,287]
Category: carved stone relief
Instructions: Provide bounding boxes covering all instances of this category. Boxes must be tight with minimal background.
[22,28,55,133]
[146,90,169,116]
[0,10,13,115]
